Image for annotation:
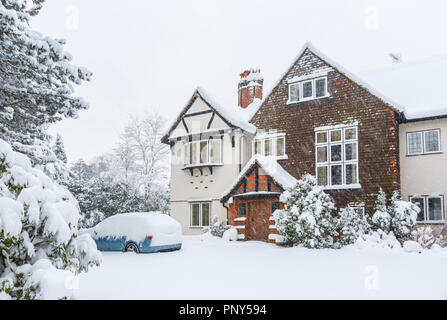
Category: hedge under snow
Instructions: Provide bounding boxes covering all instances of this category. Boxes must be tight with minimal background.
[0,139,101,300]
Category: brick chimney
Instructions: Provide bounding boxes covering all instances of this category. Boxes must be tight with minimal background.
[238,68,263,109]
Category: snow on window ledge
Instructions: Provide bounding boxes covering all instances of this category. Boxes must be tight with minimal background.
[322,183,362,190]
[286,95,331,105]
[416,221,446,225]
[234,217,247,221]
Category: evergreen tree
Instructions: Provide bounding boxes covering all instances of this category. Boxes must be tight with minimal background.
[53,134,67,164]
[0,139,100,300]
[388,190,418,240]
[273,174,338,248]
[371,188,391,232]
[337,206,370,246]
[0,0,91,180]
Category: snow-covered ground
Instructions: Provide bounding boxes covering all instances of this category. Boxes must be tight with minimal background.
[76,236,447,300]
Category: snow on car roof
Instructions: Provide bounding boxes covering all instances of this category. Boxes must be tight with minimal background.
[93,212,181,242]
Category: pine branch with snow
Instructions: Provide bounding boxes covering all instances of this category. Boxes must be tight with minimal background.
[0,139,101,300]
[0,0,90,182]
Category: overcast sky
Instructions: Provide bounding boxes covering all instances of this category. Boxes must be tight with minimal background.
[31,0,447,163]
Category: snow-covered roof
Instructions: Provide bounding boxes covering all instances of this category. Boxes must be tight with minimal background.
[259,42,405,116]
[196,87,257,133]
[162,87,256,143]
[221,155,297,202]
[361,55,447,120]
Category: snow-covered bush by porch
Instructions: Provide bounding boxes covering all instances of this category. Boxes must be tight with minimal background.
[0,139,101,299]
[207,216,230,238]
[371,189,418,241]
[337,206,370,246]
[272,174,338,248]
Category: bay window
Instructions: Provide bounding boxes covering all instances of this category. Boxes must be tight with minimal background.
[315,125,359,188]
[184,138,222,166]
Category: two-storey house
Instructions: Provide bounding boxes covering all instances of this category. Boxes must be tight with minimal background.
[164,42,447,241]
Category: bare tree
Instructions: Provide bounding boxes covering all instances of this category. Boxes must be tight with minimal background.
[121,111,169,210]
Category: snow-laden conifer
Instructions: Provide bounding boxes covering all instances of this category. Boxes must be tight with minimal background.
[0,139,101,299]
[273,174,338,248]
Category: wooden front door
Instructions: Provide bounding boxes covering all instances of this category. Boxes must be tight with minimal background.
[246,200,270,241]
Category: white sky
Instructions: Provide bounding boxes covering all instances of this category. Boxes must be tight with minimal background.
[31,0,447,163]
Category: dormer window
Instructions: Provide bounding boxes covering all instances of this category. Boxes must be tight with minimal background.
[287,76,328,104]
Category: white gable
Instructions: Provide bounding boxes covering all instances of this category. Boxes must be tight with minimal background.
[169,96,232,139]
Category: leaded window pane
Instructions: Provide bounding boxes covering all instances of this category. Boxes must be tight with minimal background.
[411,197,425,221]
[330,144,342,162]
[317,166,328,186]
[331,165,342,185]
[302,81,313,98]
[345,163,358,184]
[424,130,440,153]
[428,197,443,221]
[407,132,422,154]
[317,146,328,163]
[345,142,357,161]
[201,203,210,226]
[315,78,326,97]
[191,203,200,226]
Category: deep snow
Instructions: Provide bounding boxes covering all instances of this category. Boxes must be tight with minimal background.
[76,236,447,300]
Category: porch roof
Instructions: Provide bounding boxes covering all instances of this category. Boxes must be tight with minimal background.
[220,155,297,203]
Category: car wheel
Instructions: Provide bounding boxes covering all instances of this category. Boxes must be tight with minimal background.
[125,243,140,253]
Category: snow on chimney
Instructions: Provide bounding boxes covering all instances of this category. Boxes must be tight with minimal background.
[238,68,263,109]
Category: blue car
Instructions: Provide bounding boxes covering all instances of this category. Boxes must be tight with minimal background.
[88,212,182,253]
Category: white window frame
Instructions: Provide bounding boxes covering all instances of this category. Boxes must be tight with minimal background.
[252,133,287,160]
[315,125,360,189]
[184,138,222,167]
[410,194,445,223]
[407,129,441,156]
[190,201,211,228]
[287,77,328,104]
[288,83,300,103]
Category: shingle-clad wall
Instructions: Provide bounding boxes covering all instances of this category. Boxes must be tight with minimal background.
[250,49,400,215]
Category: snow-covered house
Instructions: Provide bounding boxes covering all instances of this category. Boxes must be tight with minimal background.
[161,81,261,235]
[163,42,447,240]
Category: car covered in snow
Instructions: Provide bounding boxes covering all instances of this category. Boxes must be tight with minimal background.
[88,212,182,253]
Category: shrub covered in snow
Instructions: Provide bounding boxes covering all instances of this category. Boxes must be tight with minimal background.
[355,230,401,250]
[371,189,418,242]
[272,174,338,248]
[337,206,370,246]
[207,216,230,238]
[0,140,101,299]
[411,225,446,249]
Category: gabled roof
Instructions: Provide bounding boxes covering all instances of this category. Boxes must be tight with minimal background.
[221,155,297,203]
[251,42,404,122]
[161,87,256,144]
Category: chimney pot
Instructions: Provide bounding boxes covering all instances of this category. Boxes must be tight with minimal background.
[238,68,263,109]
